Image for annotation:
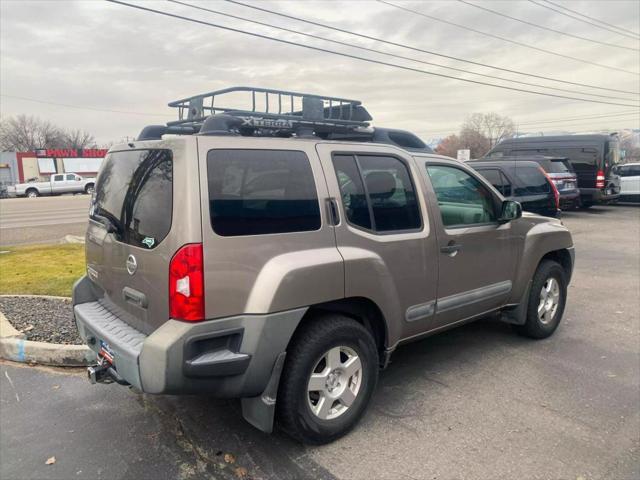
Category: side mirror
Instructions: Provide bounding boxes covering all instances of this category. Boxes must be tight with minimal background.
[499,200,522,223]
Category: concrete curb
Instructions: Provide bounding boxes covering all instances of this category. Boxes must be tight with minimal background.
[0,295,94,367]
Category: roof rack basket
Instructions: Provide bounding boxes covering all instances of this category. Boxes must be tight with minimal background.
[166,86,372,136]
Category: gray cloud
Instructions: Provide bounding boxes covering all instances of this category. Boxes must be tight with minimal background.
[1,0,638,145]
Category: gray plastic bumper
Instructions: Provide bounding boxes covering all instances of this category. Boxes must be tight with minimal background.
[73,276,306,397]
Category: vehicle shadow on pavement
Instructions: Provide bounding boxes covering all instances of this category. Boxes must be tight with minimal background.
[141,317,520,479]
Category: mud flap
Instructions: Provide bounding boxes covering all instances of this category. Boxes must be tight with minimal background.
[240,352,286,433]
[500,281,532,326]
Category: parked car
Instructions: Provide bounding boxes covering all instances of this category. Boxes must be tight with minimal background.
[73,87,574,444]
[485,134,621,207]
[7,173,96,198]
[613,162,640,202]
[476,155,579,210]
[468,159,560,218]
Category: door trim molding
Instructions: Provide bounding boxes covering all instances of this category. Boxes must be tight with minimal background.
[405,300,436,322]
[436,280,512,314]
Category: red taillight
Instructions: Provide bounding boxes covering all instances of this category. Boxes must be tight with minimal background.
[169,243,204,322]
[596,170,605,189]
[540,167,560,210]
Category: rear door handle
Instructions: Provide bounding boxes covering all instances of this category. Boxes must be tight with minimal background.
[326,198,340,226]
[440,242,461,256]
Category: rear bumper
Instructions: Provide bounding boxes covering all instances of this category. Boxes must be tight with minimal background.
[558,190,580,209]
[580,187,620,204]
[72,275,305,397]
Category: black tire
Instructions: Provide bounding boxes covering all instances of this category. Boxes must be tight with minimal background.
[85,184,95,195]
[25,189,39,198]
[276,314,379,444]
[514,260,567,339]
[580,202,593,209]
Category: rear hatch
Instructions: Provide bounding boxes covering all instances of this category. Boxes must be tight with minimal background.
[539,158,578,193]
[86,147,181,335]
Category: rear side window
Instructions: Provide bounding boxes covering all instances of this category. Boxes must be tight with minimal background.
[475,168,511,196]
[541,159,572,173]
[92,149,173,249]
[333,154,421,233]
[207,149,320,236]
[513,166,550,195]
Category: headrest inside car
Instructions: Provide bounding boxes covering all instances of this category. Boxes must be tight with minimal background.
[365,171,396,200]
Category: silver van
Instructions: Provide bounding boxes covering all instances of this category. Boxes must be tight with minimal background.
[74,87,574,444]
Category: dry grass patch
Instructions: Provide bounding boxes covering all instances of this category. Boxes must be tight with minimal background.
[0,244,85,297]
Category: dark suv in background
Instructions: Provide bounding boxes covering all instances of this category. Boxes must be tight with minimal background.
[476,155,579,210]
[485,134,621,207]
[468,159,560,218]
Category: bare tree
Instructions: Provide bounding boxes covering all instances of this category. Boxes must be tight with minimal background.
[63,129,96,149]
[459,127,491,159]
[462,112,515,154]
[435,134,463,158]
[0,115,65,151]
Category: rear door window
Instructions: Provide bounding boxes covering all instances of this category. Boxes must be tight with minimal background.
[92,149,173,249]
[207,149,321,236]
[332,154,421,233]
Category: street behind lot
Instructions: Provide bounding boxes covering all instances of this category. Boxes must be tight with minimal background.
[1,205,639,480]
[0,196,90,245]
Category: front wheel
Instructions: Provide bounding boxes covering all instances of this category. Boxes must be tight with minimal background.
[85,184,95,195]
[514,260,567,339]
[276,314,379,444]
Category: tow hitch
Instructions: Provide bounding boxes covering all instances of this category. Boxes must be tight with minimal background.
[87,357,129,386]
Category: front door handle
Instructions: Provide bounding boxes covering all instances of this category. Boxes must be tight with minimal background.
[440,242,461,256]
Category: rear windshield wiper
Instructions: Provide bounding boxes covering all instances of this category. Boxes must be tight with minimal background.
[91,208,123,235]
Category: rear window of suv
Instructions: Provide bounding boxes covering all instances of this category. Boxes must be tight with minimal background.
[207,149,321,236]
[91,149,173,249]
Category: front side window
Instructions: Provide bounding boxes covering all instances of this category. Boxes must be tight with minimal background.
[92,149,173,249]
[207,149,320,236]
[66,174,75,181]
[426,165,497,227]
[333,154,421,233]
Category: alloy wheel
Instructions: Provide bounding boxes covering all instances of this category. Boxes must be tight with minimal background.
[307,346,362,420]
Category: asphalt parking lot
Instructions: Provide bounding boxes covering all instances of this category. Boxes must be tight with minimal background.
[1,204,639,480]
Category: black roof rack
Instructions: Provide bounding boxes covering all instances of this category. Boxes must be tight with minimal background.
[137,86,432,153]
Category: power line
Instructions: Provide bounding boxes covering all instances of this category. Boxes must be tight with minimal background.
[417,111,639,136]
[376,0,639,76]
[0,94,170,116]
[517,111,640,126]
[519,113,639,127]
[104,0,640,108]
[528,0,640,40]
[227,0,639,93]
[169,0,635,102]
[542,0,640,38]
[458,0,639,52]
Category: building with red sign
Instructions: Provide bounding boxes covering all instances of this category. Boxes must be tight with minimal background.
[1,148,108,185]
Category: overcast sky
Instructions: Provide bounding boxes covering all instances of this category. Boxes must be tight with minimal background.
[1,0,639,145]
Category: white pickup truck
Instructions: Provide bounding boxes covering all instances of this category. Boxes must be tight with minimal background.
[7,173,96,198]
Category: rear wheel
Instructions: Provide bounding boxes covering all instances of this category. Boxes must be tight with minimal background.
[514,260,567,339]
[26,189,39,198]
[276,314,378,444]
